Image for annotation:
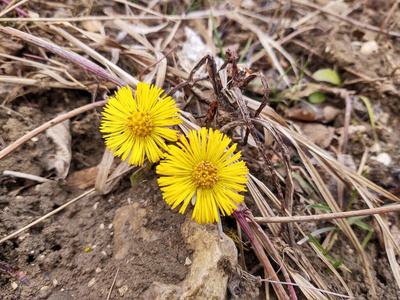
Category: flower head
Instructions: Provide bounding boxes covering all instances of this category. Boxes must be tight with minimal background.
[100,83,182,166]
[157,127,249,224]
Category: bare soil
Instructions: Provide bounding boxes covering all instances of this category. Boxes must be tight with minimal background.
[1,1,400,299]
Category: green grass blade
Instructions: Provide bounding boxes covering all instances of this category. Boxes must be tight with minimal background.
[210,11,225,59]
[239,36,253,63]
[359,95,378,142]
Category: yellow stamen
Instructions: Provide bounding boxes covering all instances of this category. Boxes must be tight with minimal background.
[127,110,153,136]
[192,161,218,188]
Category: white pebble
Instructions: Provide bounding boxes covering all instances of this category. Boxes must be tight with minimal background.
[360,40,379,55]
[184,257,192,266]
[118,285,128,296]
[11,282,18,290]
[371,153,392,166]
[88,278,96,288]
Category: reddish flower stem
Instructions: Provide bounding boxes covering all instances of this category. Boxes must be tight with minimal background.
[0,26,127,87]
[233,207,290,300]
[0,0,29,17]
[247,215,298,300]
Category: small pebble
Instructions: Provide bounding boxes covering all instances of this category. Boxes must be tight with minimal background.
[95,267,102,273]
[372,153,392,166]
[115,279,123,288]
[39,286,51,298]
[360,40,378,56]
[185,257,192,266]
[108,224,113,229]
[53,279,58,287]
[118,285,128,296]
[88,278,96,288]
[93,202,99,210]
[370,143,381,153]
[11,282,18,290]
[99,223,105,230]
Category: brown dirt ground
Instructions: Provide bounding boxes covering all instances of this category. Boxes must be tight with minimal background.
[1,1,400,299]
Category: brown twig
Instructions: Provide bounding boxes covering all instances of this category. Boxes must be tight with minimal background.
[254,204,400,224]
[166,75,209,97]
[0,100,107,161]
[290,0,400,38]
[138,45,177,81]
[376,1,399,40]
[106,268,120,300]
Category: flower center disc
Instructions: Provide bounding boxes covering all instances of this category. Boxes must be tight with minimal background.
[127,110,153,136]
[192,161,218,188]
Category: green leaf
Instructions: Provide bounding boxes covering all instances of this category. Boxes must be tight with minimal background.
[298,226,336,245]
[359,95,378,142]
[312,68,341,85]
[239,36,253,63]
[361,229,374,249]
[305,204,332,212]
[210,11,225,60]
[306,234,327,255]
[354,220,373,231]
[308,92,326,103]
[333,257,345,269]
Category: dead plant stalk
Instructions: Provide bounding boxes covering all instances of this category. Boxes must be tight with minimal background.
[255,204,400,224]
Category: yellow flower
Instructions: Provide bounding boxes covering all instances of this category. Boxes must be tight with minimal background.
[100,83,182,166]
[157,127,249,224]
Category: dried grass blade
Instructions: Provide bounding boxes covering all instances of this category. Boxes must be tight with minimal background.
[48,24,138,87]
[0,75,89,90]
[95,148,115,194]
[0,26,126,87]
[246,176,280,236]
[228,13,297,85]
[290,273,329,300]
[255,118,376,295]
